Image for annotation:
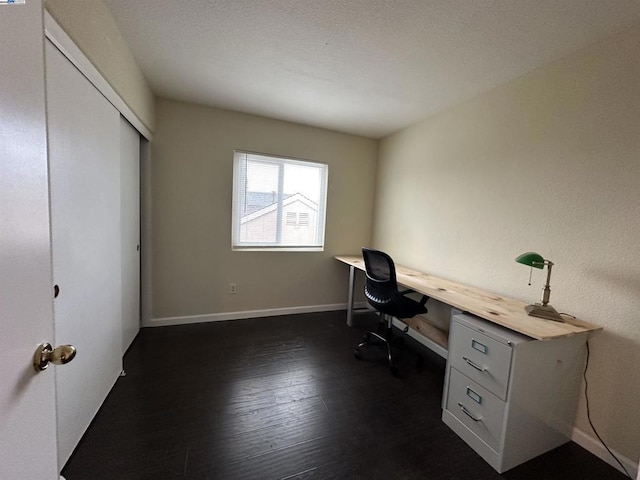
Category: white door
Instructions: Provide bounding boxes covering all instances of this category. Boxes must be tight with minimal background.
[46,40,124,467]
[0,2,59,479]
[120,117,141,354]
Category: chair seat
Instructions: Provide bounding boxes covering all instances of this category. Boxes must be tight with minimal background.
[369,294,427,320]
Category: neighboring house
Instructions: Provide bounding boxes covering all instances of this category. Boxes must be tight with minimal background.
[240,192,318,245]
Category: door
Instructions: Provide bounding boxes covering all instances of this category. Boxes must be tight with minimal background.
[46,40,123,466]
[0,2,59,479]
[120,117,141,354]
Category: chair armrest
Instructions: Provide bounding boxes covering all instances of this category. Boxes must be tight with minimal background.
[399,289,429,307]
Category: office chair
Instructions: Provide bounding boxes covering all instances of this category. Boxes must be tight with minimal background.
[354,247,429,376]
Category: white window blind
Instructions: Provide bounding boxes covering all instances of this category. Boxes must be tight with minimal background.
[232,150,328,251]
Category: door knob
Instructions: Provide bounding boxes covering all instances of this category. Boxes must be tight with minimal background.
[33,342,76,372]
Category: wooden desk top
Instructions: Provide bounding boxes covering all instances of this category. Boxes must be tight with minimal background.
[336,255,602,341]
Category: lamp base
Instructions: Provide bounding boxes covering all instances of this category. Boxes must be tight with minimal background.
[524,303,564,322]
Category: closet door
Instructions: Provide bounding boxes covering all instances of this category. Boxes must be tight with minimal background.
[46,39,123,467]
[120,116,141,354]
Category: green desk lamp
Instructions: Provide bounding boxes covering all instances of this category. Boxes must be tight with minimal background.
[515,252,563,322]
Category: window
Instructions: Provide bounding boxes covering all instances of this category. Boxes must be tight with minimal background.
[232,151,328,251]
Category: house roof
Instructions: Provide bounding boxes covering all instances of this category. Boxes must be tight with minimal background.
[240,192,318,224]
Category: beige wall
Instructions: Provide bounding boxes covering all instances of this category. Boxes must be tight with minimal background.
[152,98,377,319]
[45,0,154,132]
[375,25,640,462]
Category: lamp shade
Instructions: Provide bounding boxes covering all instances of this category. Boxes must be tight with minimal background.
[515,252,544,269]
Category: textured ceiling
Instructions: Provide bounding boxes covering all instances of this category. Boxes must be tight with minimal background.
[103,0,640,138]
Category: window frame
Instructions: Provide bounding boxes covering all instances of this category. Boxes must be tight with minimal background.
[231,150,328,252]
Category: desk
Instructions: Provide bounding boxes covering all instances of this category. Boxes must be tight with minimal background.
[336,254,602,473]
[336,255,601,343]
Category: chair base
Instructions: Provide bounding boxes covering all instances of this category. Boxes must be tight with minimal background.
[353,314,400,376]
[354,331,398,376]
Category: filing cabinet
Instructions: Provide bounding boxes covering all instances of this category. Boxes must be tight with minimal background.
[442,313,589,473]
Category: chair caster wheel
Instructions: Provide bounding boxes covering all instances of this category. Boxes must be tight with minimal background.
[362,333,370,342]
[354,349,361,359]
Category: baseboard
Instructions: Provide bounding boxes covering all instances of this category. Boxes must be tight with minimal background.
[572,427,638,478]
[145,302,369,328]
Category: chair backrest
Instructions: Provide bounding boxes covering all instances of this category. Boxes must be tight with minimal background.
[362,247,398,309]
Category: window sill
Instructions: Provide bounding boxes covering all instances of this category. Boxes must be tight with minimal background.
[232,246,324,252]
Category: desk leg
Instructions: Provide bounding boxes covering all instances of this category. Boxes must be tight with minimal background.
[347,265,356,327]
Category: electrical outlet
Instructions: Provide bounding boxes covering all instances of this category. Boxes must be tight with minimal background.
[229,283,237,294]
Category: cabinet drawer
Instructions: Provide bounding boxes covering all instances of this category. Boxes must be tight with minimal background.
[446,367,506,452]
[449,320,513,400]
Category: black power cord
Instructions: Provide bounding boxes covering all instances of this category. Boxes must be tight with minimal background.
[583,340,632,478]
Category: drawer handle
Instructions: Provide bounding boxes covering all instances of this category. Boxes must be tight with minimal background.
[458,402,482,422]
[463,356,487,372]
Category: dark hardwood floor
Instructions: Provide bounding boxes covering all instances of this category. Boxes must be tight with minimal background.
[62,311,627,480]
